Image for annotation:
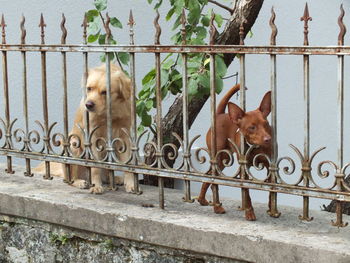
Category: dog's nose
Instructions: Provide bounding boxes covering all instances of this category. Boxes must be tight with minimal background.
[264,136,271,144]
[85,101,95,111]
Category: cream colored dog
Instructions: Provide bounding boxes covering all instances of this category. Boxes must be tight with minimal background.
[35,64,135,194]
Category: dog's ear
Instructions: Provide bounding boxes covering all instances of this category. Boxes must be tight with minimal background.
[228,102,245,124]
[259,91,271,118]
[118,75,131,99]
[111,70,131,100]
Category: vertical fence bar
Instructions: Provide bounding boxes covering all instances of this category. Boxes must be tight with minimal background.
[268,7,280,218]
[181,10,192,203]
[39,14,52,180]
[1,15,14,174]
[154,11,164,209]
[104,14,116,191]
[209,14,220,208]
[331,4,348,227]
[82,14,92,186]
[128,11,141,194]
[239,13,247,211]
[61,14,71,183]
[20,15,32,177]
[299,4,312,221]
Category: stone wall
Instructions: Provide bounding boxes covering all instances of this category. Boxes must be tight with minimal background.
[0,165,349,263]
[0,216,235,263]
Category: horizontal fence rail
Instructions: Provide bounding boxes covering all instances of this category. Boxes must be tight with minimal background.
[0,3,350,227]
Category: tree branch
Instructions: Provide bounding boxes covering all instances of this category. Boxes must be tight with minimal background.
[208,0,234,14]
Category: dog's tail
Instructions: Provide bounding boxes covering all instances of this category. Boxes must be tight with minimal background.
[216,84,240,115]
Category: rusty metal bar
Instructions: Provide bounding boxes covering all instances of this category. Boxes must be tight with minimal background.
[239,12,248,211]
[128,10,141,195]
[2,44,350,56]
[20,15,32,177]
[154,11,164,209]
[82,14,92,186]
[1,15,14,174]
[3,148,350,202]
[181,10,192,203]
[298,4,312,221]
[60,14,71,183]
[331,4,348,228]
[104,14,116,191]
[209,13,220,208]
[268,7,280,218]
[38,14,52,180]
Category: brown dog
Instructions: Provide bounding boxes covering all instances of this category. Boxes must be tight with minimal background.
[34,64,136,194]
[197,84,272,220]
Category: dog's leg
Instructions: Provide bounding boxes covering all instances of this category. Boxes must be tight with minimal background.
[198,182,211,206]
[70,164,89,189]
[244,189,256,221]
[123,172,136,193]
[89,167,104,194]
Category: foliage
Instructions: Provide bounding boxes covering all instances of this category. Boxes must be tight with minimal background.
[86,0,228,134]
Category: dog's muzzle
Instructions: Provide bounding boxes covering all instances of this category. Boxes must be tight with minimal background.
[85,101,95,111]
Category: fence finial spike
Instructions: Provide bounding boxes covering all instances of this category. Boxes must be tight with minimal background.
[128,10,135,45]
[154,9,161,45]
[338,4,346,46]
[20,14,26,45]
[128,10,135,26]
[39,13,46,44]
[209,12,217,45]
[181,9,187,45]
[105,12,111,44]
[61,13,67,45]
[82,13,88,44]
[1,14,6,45]
[269,6,277,45]
[300,3,312,46]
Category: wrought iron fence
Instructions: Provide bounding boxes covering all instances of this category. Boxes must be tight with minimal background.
[0,3,349,227]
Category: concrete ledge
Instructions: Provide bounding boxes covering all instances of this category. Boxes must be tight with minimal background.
[0,164,349,263]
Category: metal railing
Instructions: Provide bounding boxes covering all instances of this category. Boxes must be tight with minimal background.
[0,4,349,227]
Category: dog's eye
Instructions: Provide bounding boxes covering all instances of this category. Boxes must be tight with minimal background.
[248,125,256,132]
[101,90,107,95]
[86,87,92,92]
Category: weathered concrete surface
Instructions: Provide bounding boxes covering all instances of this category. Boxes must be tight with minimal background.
[0,216,236,263]
[0,164,349,263]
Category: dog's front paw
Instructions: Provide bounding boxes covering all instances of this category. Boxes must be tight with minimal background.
[124,181,135,193]
[72,179,89,189]
[89,185,105,194]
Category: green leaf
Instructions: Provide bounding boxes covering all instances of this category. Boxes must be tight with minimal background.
[214,13,223,28]
[215,55,227,77]
[141,113,152,127]
[188,77,199,97]
[87,20,100,35]
[98,33,106,44]
[154,0,163,9]
[110,17,122,29]
[94,0,107,12]
[215,76,223,94]
[88,31,100,43]
[86,10,99,22]
[195,26,207,40]
[145,99,153,110]
[117,52,130,65]
[161,69,170,87]
[166,7,176,21]
[147,0,153,4]
[201,15,210,27]
[197,72,210,93]
[142,69,156,85]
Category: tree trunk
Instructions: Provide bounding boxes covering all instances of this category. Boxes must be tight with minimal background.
[143,0,264,187]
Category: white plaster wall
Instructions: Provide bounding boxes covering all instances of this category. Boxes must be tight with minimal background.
[0,0,348,209]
